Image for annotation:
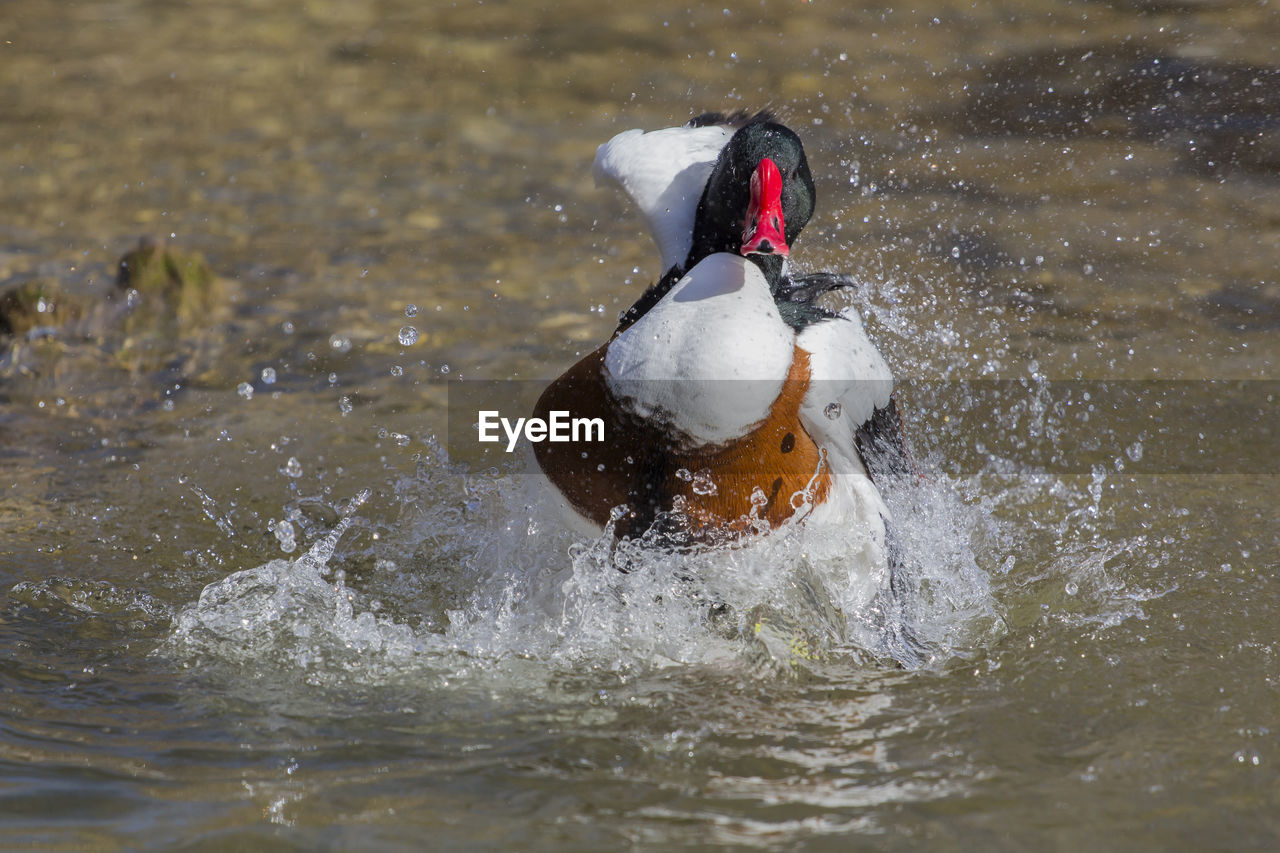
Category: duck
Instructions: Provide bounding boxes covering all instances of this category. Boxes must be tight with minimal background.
[532,111,914,555]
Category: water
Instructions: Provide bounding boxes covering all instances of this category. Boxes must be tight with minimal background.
[2,0,1278,848]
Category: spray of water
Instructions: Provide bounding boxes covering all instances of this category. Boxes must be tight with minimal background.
[165,423,1008,689]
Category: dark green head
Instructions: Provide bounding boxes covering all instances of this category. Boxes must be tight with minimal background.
[686,114,817,271]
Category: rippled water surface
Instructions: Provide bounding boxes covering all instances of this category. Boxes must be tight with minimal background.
[2,0,1278,849]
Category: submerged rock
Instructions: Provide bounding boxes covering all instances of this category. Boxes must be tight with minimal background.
[0,278,83,337]
[1,237,233,400]
[0,237,225,342]
[113,235,221,326]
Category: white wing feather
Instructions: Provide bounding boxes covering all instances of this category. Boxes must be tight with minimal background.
[593,124,734,273]
[796,307,894,466]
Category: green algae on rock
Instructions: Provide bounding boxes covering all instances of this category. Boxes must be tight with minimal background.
[114,236,222,326]
[0,237,224,343]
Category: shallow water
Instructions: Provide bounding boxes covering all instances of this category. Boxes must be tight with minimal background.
[2,0,1278,849]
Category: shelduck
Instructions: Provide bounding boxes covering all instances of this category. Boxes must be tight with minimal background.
[533,111,913,558]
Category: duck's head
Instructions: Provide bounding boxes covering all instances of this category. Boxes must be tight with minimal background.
[687,115,816,274]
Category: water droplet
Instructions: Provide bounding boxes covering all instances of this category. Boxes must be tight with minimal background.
[260,367,277,385]
[282,457,303,478]
[824,402,842,420]
[1065,581,1079,596]
[1126,441,1144,462]
[236,382,254,400]
[675,468,693,482]
[339,396,353,415]
[389,364,403,377]
[404,303,418,318]
[691,469,717,496]
[329,334,352,353]
[270,518,297,553]
[1233,748,1262,766]
[398,325,419,346]
[750,486,768,508]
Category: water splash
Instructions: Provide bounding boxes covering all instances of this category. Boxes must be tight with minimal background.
[165,436,1005,689]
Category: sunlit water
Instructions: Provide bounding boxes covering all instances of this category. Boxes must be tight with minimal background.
[2,0,1277,849]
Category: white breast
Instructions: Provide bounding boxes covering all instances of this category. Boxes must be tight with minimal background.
[593,124,734,274]
[796,307,894,439]
[603,253,794,448]
[795,307,893,476]
[792,307,895,583]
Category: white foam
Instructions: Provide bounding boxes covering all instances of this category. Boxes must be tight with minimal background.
[165,435,1004,686]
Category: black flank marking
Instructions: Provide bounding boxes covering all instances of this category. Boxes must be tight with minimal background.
[762,476,784,516]
[780,432,796,453]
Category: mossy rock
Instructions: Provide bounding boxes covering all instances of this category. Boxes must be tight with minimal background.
[115,236,221,325]
[0,278,84,337]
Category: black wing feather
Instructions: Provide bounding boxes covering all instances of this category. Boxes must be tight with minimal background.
[773,272,862,331]
[854,395,929,665]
